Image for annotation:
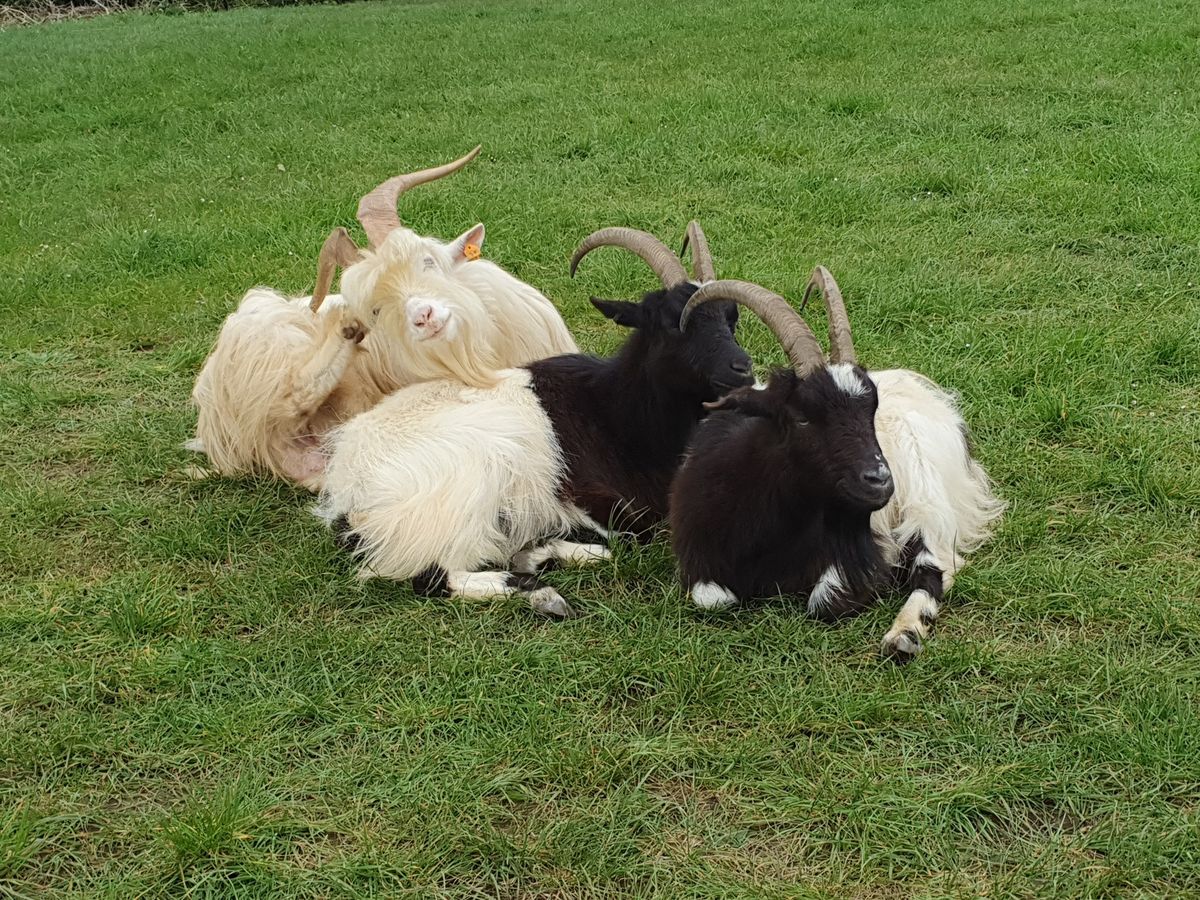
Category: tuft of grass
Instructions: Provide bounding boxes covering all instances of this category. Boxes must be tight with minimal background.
[159,778,266,870]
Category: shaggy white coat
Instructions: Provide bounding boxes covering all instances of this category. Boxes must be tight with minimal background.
[315,369,582,579]
[189,226,577,490]
[870,369,1006,654]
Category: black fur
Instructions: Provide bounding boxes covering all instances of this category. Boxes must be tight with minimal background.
[411,565,449,597]
[506,572,551,593]
[895,534,944,619]
[526,282,752,534]
[670,366,896,619]
[331,514,362,555]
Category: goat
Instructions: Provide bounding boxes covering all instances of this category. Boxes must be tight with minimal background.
[316,226,754,617]
[669,270,1004,661]
[188,146,577,490]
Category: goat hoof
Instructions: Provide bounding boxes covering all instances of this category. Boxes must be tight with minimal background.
[882,629,923,664]
[690,582,739,611]
[342,320,367,343]
[528,589,574,619]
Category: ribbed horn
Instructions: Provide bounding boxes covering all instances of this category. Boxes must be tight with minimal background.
[681,280,826,374]
[801,265,856,365]
[679,220,716,282]
[569,227,688,287]
[356,145,482,249]
[310,227,363,313]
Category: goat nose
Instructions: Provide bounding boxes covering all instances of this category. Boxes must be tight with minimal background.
[729,358,752,375]
[863,463,892,489]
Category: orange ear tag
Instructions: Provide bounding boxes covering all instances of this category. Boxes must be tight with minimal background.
[463,243,482,261]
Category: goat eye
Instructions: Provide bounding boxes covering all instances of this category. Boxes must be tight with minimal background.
[423,257,435,270]
[371,308,380,317]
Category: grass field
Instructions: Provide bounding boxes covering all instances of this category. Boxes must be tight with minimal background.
[3,0,1200,895]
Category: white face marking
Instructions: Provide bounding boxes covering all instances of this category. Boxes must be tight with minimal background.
[829,362,868,398]
[691,581,738,610]
[807,564,845,614]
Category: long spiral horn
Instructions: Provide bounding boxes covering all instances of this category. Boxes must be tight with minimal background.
[310,227,363,313]
[356,145,482,249]
[681,280,826,374]
[569,227,689,287]
[801,265,856,365]
[679,220,716,282]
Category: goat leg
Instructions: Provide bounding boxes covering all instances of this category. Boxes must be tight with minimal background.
[881,534,945,663]
[283,307,365,421]
[403,566,575,619]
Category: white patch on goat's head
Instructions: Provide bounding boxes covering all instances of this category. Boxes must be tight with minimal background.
[829,362,868,398]
[691,581,739,610]
[807,564,845,614]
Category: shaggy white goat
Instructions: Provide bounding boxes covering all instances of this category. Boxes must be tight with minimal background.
[188,146,577,489]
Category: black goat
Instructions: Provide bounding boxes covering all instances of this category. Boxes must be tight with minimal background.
[669,271,1003,660]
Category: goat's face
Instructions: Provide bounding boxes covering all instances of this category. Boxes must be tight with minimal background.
[711,365,894,511]
[590,283,753,399]
[339,226,502,384]
[341,226,490,328]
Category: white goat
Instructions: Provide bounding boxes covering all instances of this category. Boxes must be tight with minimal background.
[188,146,577,489]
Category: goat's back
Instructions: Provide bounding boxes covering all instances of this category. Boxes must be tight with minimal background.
[317,370,572,577]
[191,289,327,475]
[870,369,1005,577]
[456,260,578,359]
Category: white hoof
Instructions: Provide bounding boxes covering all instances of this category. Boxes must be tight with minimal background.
[691,581,738,611]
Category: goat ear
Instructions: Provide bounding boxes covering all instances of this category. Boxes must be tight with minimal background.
[590,297,644,328]
[449,223,486,262]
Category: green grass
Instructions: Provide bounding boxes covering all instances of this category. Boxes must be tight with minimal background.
[2,0,1200,894]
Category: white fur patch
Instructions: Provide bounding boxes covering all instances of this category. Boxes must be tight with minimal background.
[829,362,868,398]
[566,505,612,539]
[447,571,513,598]
[807,564,845,613]
[914,550,941,570]
[552,542,612,564]
[882,588,939,651]
[512,541,611,573]
[691,582,738,610]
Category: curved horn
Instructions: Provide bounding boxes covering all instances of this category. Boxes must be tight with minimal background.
[310,227,363,313]
[679,220,716,282]
[681,280,826,375]
[356,144,482,249]
[801,265,856,365]
[569,227,688,287]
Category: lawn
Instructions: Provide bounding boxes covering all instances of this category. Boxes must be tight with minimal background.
[2,0,1199,895]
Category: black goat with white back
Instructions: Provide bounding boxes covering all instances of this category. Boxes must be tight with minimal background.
[317,225,754,616]
[670,271,1004,660]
